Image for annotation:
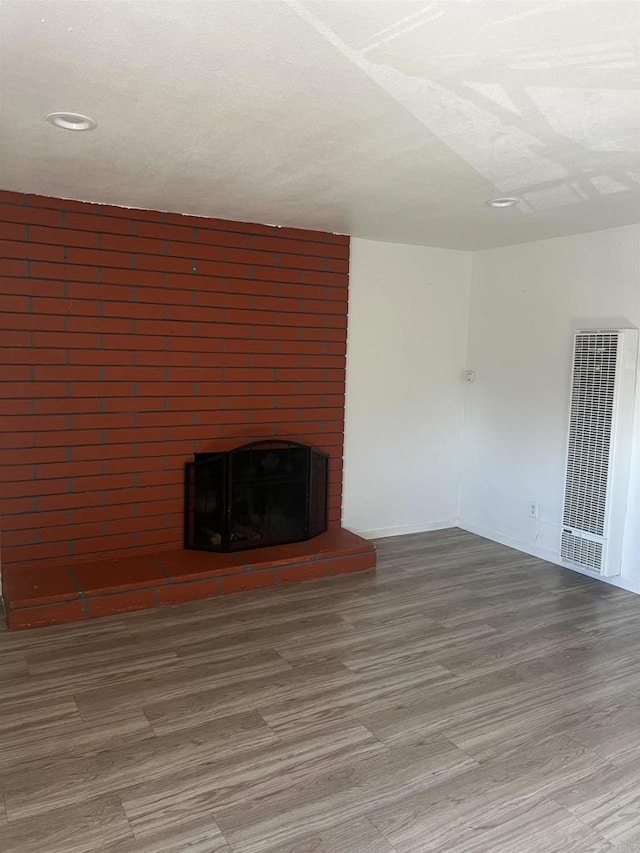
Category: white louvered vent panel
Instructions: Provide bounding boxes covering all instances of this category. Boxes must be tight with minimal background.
[560,328,638,578]
[561,531,603,573]
[563,332,618,537]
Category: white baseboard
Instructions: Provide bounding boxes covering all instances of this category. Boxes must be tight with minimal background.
[457,520,559,564]
[458,519,640,596]
[350,519,457,540]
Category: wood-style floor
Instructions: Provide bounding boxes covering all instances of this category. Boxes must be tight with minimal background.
[2,528,640,853]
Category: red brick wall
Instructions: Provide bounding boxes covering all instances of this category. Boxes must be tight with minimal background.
[0,190,348,571]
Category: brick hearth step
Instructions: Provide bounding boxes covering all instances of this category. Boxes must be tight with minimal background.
[1,528,376,630]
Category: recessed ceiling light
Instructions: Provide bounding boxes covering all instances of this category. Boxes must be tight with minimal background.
[485,197,519,209]
[46,112,97,131]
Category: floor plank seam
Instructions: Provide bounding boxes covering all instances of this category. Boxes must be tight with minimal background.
[547,796,616,849]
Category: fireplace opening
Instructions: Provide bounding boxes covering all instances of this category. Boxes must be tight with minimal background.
[184,440,329,553]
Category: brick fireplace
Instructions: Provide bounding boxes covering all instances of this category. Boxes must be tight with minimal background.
[0,191,375,628]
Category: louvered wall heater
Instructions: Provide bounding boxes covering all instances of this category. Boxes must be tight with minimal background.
[561,329,638,577]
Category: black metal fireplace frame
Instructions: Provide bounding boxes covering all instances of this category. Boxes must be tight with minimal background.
[184,439,329,553]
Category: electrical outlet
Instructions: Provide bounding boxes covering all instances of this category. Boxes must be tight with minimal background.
[528,502,538,519]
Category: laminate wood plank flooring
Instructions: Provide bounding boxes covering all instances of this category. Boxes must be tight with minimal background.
[2,528,640,852]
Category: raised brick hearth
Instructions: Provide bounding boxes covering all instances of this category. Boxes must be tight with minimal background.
[0,191,376,629]
[3,528,376,630]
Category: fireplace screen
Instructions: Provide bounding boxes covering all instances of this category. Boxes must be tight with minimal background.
[184,440,328,552]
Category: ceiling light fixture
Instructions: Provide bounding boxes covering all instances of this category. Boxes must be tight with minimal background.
[46,112,97,131]
[485,197,519,209]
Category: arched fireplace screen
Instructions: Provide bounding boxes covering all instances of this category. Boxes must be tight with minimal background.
[184,440,329,553]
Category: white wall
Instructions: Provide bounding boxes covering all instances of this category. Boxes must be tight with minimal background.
[459,224,640,592]
[343,238,471,538]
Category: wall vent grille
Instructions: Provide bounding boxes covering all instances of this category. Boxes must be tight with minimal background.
[561,530,604,573]
[560,329,638,577]
[562,332,617,540]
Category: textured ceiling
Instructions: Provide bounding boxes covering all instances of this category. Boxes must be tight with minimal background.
[1,0,639,249]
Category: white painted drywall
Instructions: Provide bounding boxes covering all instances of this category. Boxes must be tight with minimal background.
[459,224,640,592]
[343,238,471,538]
